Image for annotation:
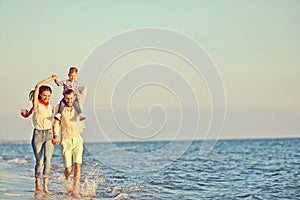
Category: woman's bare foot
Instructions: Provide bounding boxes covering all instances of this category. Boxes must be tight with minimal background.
[34,188,42,196]
[43,177,50,195]
[43,189,51,194]
[34,177,42,196]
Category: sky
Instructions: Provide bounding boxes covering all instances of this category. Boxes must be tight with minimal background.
[0,0,299,142]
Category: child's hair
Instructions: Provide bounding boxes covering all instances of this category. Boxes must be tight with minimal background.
[28,85,52,101]
[69,66,78,74]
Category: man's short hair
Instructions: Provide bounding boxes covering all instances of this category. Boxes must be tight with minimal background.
[63,88,74,95]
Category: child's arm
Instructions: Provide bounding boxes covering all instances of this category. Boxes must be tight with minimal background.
[54,75,63,87]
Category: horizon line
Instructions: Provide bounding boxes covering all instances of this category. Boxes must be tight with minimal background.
[1,136,299,145]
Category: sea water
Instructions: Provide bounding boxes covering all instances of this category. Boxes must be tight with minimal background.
[0,138,299,199]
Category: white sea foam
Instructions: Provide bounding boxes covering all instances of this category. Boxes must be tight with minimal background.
[107,185,145,199]
[112,186,123,195]
[112,193,130,200]
[4,193,22,196]
[114,145,141,151]
[7,158,27,164]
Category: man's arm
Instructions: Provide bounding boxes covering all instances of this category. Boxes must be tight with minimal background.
[52,105,61,145]
[52,119,60,145]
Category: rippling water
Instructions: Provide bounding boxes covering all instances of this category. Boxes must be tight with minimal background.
[0,138,299,199]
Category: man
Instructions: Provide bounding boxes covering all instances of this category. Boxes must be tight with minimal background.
[52,88,84,195]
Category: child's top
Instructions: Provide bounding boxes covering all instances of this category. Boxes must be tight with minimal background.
[55,79,80,96]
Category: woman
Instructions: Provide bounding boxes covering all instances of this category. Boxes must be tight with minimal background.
[29,75,57,195]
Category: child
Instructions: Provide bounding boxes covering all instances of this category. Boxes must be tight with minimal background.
[54,66,86,121]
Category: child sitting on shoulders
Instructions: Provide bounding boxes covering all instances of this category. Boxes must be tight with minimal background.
[54,66,86,121]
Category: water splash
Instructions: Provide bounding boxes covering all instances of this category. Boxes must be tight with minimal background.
[47,161,103,199]
[79,161,103,198]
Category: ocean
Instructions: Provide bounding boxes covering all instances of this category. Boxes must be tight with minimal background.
[0,138,299,200]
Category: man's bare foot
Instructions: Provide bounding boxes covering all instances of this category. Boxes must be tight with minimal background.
[65,181,73,195]
[67,181,72,191]
[65,190,72,196]
[72,190,80,198]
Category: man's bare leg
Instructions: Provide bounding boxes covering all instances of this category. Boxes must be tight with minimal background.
[73,163,81,196]
[64,167,72,193]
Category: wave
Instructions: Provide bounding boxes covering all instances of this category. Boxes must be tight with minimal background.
[7,158,28,164]
[104,185,146,200]
[4,193,22,197]
[113,145,142,151]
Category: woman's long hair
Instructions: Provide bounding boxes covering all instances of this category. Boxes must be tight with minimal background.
[28,85,52,101]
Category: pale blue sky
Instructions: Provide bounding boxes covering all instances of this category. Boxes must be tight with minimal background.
[0,0,299,142]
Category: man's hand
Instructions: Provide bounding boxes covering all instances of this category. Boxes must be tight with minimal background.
[52,135,60,145]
